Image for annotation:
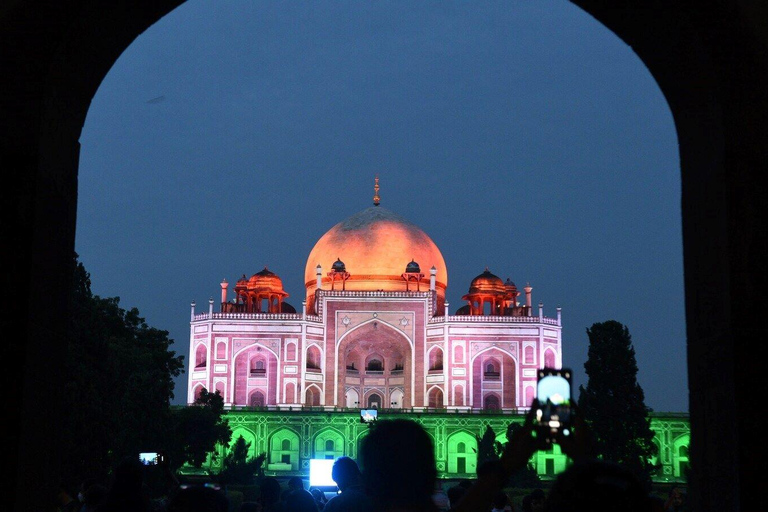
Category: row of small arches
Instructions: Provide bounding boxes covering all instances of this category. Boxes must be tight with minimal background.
[194,342,558,371]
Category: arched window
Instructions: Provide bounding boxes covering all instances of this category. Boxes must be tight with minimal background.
[485,394,500,410]
[429,348,443,371]
[366,358,383,371]
[286,341,296,361]
[484,361,500,379]
[306,345,321,371]
[447,432,477,474]
[305,387,320,406]
[525,345,534,365]
[250,390,265,407]
[216,341,226,360]
[285,381,296,403]
[195,345,207,368]
[545,349,555,368]
[525,386,535,407]
[428,387,444,408]
[270,429,300,470]
[367,393,382,409]
[314,430,344,460]
[454,385,465,406]
[250,358,266,376]
[453,345,464,364]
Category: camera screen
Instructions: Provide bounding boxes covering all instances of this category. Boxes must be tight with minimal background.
[360,409,378,423]
[139,452,159,465]
[535,370,573,437]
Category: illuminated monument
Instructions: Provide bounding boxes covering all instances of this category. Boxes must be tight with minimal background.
[186,179,689,482]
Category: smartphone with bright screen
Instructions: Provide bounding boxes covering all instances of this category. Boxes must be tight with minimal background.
[535,368,573,442]
[360,409,378,423]
[139,452,159,465]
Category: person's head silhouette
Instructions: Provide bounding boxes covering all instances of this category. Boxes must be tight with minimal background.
[544,459,649,512]
[359,419,438,511]
[331,456,362,492]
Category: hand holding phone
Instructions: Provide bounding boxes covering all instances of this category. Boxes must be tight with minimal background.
[533,368,573,444]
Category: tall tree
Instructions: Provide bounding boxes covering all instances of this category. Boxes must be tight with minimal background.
[217,435,266,486]
[62,255,185,483]
[578,320,658,489]
[166,388,232,472]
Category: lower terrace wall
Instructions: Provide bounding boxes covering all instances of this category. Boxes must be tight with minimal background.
[181,408,690,484]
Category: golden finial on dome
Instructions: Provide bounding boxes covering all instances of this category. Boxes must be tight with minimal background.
[373,175,380,206]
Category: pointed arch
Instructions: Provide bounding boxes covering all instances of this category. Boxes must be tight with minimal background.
[471,347,518,409]
[427,386,444,408]
[234,344,279,406]
[447,430,478,474]
[305,384,322,406]
[336,319,413,407]
[195,344,207,368]
[428,346,444,371]
[306,344,322,371]
[345,387,360,408]
[544,348,556,368]
[313,427,345,459]
[249,389,265,407]
[191,383,206,403]
[269,428,300,471]
[229,428,258,459]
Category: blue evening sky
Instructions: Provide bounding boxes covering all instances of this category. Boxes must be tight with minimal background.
[75,1,687,412]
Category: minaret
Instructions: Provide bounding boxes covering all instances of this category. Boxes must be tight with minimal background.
[373,175,380,206]
[220,279,228,304]
[524,283,533,308]
[430,266,437,291]
[316,264,322,290]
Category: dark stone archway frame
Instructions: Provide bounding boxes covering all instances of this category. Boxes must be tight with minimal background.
[2,2,766,510]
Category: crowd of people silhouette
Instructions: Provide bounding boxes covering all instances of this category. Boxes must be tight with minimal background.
[57,410,685,512]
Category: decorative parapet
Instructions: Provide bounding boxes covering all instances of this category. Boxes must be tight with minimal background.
[430,315,560,326]
[192,312,324,322]
[319,290,433,298]
[193,312,303,321]
[315,289,436,319]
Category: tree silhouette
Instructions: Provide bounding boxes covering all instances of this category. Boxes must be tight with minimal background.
[578,320,658,489]
[217,435,266,485]
[166,388,232,471]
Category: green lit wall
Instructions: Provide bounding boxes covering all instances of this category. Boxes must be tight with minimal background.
[187,409,689,483]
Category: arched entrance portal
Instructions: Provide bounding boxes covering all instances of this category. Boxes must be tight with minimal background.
[336,321,412,408]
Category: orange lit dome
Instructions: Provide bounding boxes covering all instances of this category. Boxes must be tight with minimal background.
[464,268,506,297]
[305,206,447,299]
[248,267,288,297]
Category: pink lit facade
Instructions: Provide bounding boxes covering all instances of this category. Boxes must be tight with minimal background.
[187,205,562,411]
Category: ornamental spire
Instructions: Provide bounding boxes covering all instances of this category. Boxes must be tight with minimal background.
[373,175,380,206]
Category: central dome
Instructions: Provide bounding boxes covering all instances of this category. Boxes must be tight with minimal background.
[305,206,447,298]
